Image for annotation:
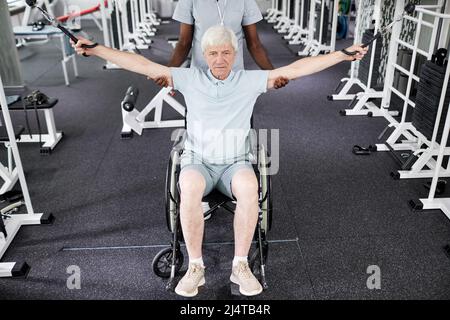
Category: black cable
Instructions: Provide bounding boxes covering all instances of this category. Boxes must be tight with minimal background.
[33,99,42,149]
[22,96,33,139]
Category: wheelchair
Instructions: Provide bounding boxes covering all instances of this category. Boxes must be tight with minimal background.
[152,128,273,292]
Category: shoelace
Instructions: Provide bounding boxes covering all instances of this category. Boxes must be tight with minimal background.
[187,264,203,278]
[236,262,253,280]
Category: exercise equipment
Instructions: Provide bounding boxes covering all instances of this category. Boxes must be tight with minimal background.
[329,0,377,102]
[341,2,416,56]
[354,1,450,183]
[0,75,54,278]
[25,0,98,56]
[297,0,338,57]
[3,88,63,154]
[284,0,310,45]
[331,0,402,119]
[57,1,105,23]
[412,96,450,219]
[120,86,185,138]
[102,0,160,69]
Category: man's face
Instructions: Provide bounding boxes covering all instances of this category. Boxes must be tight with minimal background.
[204,43,236,80]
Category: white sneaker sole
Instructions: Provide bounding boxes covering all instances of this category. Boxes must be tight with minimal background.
[230,274,263,296]
[175,277,206,297]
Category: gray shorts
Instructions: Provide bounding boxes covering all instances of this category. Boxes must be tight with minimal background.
[180,151,253,199]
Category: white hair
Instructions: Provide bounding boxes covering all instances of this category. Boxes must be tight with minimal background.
[201,25,238,53]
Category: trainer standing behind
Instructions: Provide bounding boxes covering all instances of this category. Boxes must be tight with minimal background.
[156,0,287,87]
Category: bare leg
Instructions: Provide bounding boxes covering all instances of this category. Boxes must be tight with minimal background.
[231,169,259,257]
[179,169,206,260]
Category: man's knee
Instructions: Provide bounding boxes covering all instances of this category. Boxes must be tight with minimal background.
[179,169,206,204]
[231,170,259,203]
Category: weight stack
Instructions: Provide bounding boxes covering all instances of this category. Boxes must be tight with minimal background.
[358,29,382,89]
[412,61,450,146]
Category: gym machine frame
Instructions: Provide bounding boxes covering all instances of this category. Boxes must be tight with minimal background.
[273,0,293,33]
[329,0,376,101]
[416,101,450,219]
[298,0,338,57]
[266,0,284,23]
[371,1,450,180]
[120,86,186,138]
[285,0,309,46]
[0,76,53,278]
[336,0,400,118]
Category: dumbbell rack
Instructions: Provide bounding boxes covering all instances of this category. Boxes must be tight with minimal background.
[0,76,53,278]
[373,2,450,180]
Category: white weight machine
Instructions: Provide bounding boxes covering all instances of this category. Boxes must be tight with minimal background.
[273,0,293,33]
[298,0,338,57]
[416,102,450,219]
[0,76,53,278]
[102,0,160,69]
[367,0,450,180]
[265,0,285,23]
[120,86,186,138]
[332,0,400,118]
[285,0,310,46]
[329,0,376,102]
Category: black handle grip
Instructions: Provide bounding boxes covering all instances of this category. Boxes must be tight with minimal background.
[56,24,98,57]
[341,33,381,57]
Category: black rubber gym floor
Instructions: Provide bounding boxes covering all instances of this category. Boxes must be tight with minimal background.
[1,18,450,300]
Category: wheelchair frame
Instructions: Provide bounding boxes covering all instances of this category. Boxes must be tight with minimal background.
[152,130,273,293]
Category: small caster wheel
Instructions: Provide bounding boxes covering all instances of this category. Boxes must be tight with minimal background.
[367,112,373,117]
[40,147,52,155]
[327,95,333,101]
[121,131,133,139]
[339,110,346,116]
[60,131,65,137]
[390,171,400,180]
[368,145,377,152]
[152,247,184,278]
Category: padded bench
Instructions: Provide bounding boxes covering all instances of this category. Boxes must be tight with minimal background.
[1,96,63,154]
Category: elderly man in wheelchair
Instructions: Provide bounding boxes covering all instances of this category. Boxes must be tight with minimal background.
[73,26,367,297]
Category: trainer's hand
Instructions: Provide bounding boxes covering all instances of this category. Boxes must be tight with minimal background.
[341,44,368,61]
[153,76,170,87]
[71,37,96,56]
[273,76,289,89]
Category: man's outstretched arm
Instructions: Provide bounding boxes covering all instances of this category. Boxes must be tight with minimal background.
[266,45,368,89]
[72,38,173,86]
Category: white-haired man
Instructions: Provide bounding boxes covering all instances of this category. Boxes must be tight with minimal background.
[73,26,367,297]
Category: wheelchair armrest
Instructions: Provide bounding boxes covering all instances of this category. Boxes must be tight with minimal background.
[170,128,187,152]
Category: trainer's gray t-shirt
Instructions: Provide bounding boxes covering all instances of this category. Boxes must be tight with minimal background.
[172,0,263,71]
[171,67,269,163]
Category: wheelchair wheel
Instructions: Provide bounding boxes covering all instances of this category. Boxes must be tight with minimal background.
[152,247,184,278]
[258,145,273,233]
[165,150,180,233]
